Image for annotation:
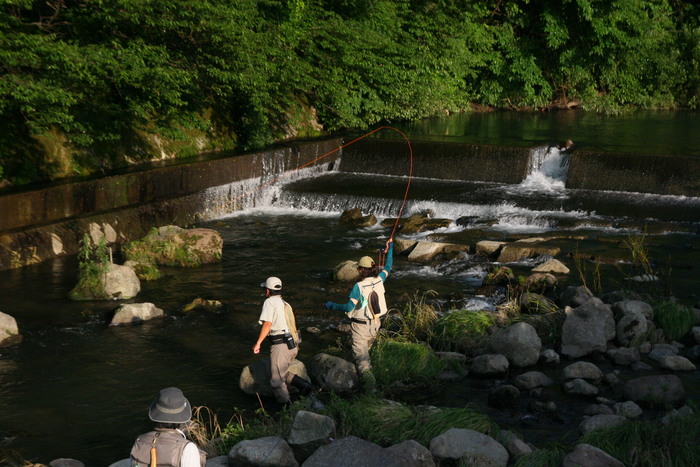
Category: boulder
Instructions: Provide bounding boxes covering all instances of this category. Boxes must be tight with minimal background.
[562,443,624,467]
[476,241,506,258]
[103,263,141,299]
[559,286,594,308]
[532,258,570,274]
[171,228,223,264]
[611,300,654,320]
[407,241,469,263]
[615,310,648,346]
[657,355,696,371]
[239,359,309,397]
[563,378,599,396]
[381,213,451,234]
[622,374,685,407]
[228,436,298,467]
[497,243,560,263]
[562,361,603,384]
[513,371,553,390]
[287,410,336,462]
[49,460,84,467]
[110,302,164,326]
[429,428,509,467]
[303,436,435,467]
[307,353,359,393]
[333,260,361,282]
[339,208,378,228]
[606,348,640,366]
[0,311,22,347]
[560,298,615,359]
[488,322,542,367]
[470,354,509,376]
[614,401,642,419]
[578,415,626,434]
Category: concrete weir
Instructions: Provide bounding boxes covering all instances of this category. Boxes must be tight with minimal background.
[0,138,342,271]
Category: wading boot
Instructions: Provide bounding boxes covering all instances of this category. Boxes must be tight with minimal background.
[290,375,314,396]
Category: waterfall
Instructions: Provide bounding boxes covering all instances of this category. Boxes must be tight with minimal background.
[511,145,571,194]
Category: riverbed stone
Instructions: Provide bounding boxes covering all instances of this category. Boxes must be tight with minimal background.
[429,428,509,467]
[103,263,141,299]
[476,240,506,257]
[487,322,542,367]
[559,285,594,308]
[333,260,361,282]
[578,414,626,434]
[228,436,298,467]
[648,343,679,362]
[606,348,640,366]
[49,459,84,467]
[513,371,553,390]
[562,443,624,467]
[532,258,570,274]
[563,378,599,396]
[339,208,377,228]
[303,436,435,467]
[563,361,603,383]
[612,300,654,320]
[470,354,509,376]
[615,310,648,346]
[614,401,642,419]
[239,358,309,397]
[657,355,696,371]
[497,243,560,263]
[622,374,685,407]
[539,348,560,365]
[107,460,130,467]
[0,311,21,346]
[407,241,469,262]
[307,353,359,393]
[205,456,229,467]
[560,298,615,359]
[286,410,336,462]
[110,302,164,326]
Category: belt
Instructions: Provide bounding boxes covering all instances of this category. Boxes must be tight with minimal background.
[268,334,286,345]
[351,318,369,324]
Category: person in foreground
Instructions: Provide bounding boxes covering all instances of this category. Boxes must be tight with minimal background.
[253,276,313,409]
[129,386,205,467]
[324,238,394,388]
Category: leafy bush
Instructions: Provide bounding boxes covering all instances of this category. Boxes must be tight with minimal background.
[69,233,110,300]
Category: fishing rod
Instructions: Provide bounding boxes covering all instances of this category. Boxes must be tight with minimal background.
[226,126,414,253]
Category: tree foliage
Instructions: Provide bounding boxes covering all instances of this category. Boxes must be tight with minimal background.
[1,0,698,185]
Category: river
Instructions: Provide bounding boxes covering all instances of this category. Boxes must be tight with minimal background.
[0,111,699,465]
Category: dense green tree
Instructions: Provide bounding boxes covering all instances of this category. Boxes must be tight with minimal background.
[0,0,697,186]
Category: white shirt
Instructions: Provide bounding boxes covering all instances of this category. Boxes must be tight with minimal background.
[258,295,289,334]
[180,441,201,467]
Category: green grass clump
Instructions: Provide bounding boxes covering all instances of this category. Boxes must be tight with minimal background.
[579,411,700,467]
[370,339,448,387]
[391,290,440,342]
[514,443,567,467]
[431,309,495,352]
[69,233,111,300]
[653,300,695,341]
[321,393,497,446]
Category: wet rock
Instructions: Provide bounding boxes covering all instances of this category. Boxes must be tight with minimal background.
[228,436,298,467]
[307,353,359,393]
[287,410,336,462]
[381,213,451,234]
[333,260,361,282]
[505,437,532,459]
[615,311,648,346]
[661,405,694,425]
[171,228,223,264]
[239,358,309,397]
[532,258,570,274]
[606,348,640,366]
[563,378,599,396]
[560,298,615,359]
[476,240,507,258]
[614,401,642,419]
[471,354,509,376]
[407,241,469,263]
[558,285,594,308]
[339,208,377,228]
[49,460,84,467]
[539,348,560,365]
[488,322,542,367]
[622,374,685,407]
[393,238,418,255]
[578,414,626,434]
[0,311,22,347]
[204,456,228,467]
[563,361,603,384]
[612,300,653,320]
[181,297,222,313]
[513,371,553,390]
[429,428,509,467]
[583,404,613,416]
[103,263,141,299]
[648,343,679,362]
[110,302,164,326]
[497,242,560,263]
[304,436,434,467]
[657,355,696,371]
[562,443,624,467]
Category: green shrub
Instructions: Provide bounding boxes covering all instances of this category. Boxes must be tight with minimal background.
[69,233,110,300]
[431,309,495,352]
[653,300,695,341]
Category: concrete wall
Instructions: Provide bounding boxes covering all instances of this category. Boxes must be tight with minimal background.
[0,139,342,270]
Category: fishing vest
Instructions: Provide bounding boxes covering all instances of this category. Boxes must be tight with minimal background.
[130,429,191,467]
[348,277,387,321]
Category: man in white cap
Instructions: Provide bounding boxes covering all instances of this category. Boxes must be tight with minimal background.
[253,276,312,408]
[324,238,393,388]
[129,387,205,467]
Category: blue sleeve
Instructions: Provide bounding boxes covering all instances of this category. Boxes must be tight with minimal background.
[331,283,361,313]
[379,242,393,282]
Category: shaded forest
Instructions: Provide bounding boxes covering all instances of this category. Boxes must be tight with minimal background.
[1,0,698,186]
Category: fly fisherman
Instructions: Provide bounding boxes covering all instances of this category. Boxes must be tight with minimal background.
[129,387,205,467]
[324,238,394,388]
[253,276,313,409]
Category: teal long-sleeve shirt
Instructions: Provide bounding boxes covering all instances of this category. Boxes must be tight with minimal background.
[329,243,393,313]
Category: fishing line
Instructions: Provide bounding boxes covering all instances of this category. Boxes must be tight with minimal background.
[226,125,414,243]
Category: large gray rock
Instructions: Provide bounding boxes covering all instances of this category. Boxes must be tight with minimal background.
[488,322,542,367]
[497,242,560,263]
[0,311,21,346]
[240,358,309,397]
[606,348,640,366]
[407,241,469,263]
[560,298,615,358]
[562,443,624,467]
[303,436,434,467]
[287,410,336,462]
[657,355,696,371]
[228,436,298,466]
[562,361,603,384]
[559,286,594,308]
[622,374,685,407]
[429,428,509,467]
[339,208,377,228]
[307,353,359,393]
[563,378,599,396]
[333,260,361,282]
[513,371,553,390]
[615,310,648,346]
[49,460,85,467]
[612,300,654,320]
[103,263,141,299]
[110,302,164,326]
[470,354,509,376]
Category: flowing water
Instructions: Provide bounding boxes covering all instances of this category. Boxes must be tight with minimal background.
[1,112,699,465]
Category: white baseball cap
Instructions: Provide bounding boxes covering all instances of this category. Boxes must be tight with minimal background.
[260,276,282,290]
